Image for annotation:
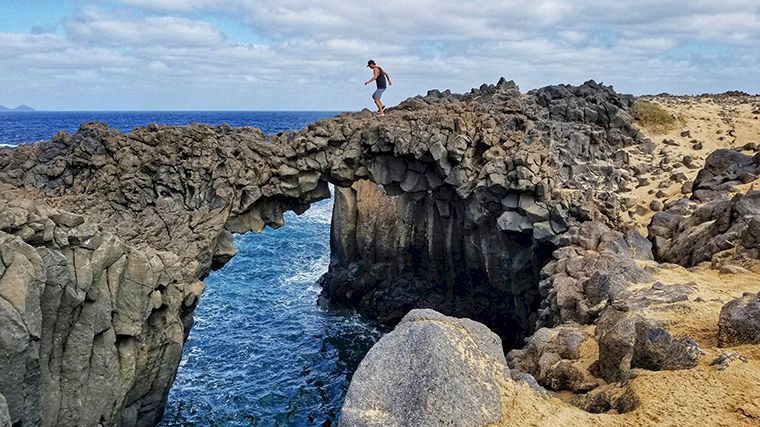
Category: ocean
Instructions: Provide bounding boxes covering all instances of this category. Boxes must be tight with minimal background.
[0,112,385,425]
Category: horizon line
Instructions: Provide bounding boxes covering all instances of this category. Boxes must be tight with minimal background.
[0,109,347,113]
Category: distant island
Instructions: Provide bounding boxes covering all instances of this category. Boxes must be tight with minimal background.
[0,104,35,112]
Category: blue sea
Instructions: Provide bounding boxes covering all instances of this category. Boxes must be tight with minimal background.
[0,112,385,425]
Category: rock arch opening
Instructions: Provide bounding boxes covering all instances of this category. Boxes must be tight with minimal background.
[318,179,556,347]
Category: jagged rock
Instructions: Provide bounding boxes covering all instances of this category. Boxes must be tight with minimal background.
[694,149,756,189]
[650,190,760,268]
[507,325,600,393]
[339,309,509,427]
[596,309,639,381]
[537,222,653,327]
[718,291,760,347]
[497,210,533,232]
[648,147,760,270]
[596,309,701,381]
[0,202,200,426]
[631,322,702,371]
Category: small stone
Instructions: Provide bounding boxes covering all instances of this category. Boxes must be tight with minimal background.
[709,352,747,370]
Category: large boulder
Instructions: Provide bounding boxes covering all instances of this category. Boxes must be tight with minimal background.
[718,291,760,347]
[339,309,509,427]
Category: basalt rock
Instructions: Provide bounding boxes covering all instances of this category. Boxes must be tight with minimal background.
[0,79,652,424]
[319,80,649,346]
[692,149,759,201]
[536,222,654,328]
[0,199,203,426]
[718,291,760,347]
[0,394,9,427]
[506,325,601,393]
[645,148,760,269]
[570,384,640,414]
[595,310,702,382]
[649,190,760,268]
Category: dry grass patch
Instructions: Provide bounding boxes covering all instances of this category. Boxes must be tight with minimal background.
[632,100,682,133]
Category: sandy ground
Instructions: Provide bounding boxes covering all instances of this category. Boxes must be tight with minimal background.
[621,95,760,232]
[494,95,760,426]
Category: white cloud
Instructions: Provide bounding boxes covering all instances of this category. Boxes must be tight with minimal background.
[0,0,758,110]
[64,6,225,47]
[113,0,222,12]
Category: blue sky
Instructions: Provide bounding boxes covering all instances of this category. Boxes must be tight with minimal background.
[1,0,758,110]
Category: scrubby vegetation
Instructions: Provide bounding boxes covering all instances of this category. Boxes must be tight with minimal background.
[632,100,680,132]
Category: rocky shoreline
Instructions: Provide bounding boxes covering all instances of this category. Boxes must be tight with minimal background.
[1,80,759,425]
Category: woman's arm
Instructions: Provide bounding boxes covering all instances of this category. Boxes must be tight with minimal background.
[385,71,392,86]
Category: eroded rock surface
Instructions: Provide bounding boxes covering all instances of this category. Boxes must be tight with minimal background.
[0,199,203,426]
[649,186,760,268]
[0,393,10,427]
[339,309,510,427]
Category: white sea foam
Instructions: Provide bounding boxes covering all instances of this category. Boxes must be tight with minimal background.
[282,254,330,289]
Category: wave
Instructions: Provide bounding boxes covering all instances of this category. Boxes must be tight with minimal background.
[300,201,334,225]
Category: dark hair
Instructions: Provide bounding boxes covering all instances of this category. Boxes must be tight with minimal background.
[367,59,376,66]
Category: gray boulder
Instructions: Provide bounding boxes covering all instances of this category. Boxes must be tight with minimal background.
[693,149,757,193]
[718,291,760,347]
[596,309,702,381]
[631,322,702,371]
[339,309,509,427]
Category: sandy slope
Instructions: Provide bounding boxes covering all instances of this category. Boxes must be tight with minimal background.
[621,95,760,232]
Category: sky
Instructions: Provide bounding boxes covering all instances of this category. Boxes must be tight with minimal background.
[0,0,758,111]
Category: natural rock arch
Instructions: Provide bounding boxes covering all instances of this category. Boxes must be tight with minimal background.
[0,79,647,425]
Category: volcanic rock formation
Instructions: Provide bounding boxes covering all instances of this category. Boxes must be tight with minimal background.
[1,81,759,426]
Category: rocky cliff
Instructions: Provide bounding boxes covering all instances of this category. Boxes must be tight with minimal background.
[1,81,759,425]
[342,92,760,425]
[320,80,649,346]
